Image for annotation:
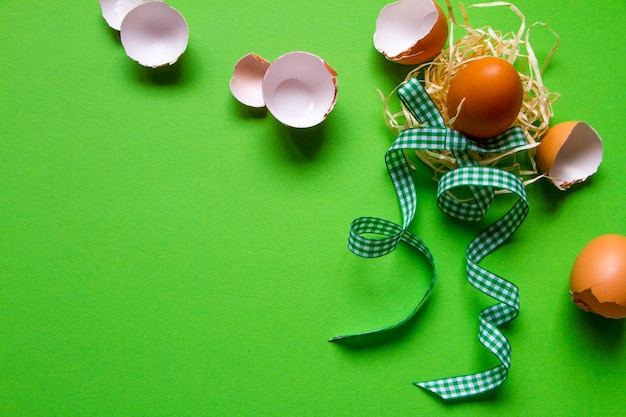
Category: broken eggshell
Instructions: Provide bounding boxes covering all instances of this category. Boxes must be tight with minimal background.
[98,0,150,31]
[230,54,272,108]
[263,52,338,128]
[120,1,189,68]
[99,0,123,30]
[374,0,448,65]
[115,0,152,24]
[536,121,603,190]
[570,234,626,319]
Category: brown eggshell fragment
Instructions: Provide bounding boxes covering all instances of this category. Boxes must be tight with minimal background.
[229,53,272,108]
[570,234,626,319]
[536,121,603,190]
[374,0,448,65]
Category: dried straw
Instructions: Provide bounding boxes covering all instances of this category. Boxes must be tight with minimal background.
[381,1,560,189]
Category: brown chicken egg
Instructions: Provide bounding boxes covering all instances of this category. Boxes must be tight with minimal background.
[570,234,626,319]
[446,57,523,139]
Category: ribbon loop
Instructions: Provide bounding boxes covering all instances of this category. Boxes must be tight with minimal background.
[334,77,529,401]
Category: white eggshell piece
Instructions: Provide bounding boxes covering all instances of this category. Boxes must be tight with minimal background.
[262,52,338,128]
[115,0,151,24]
[551,123,603,189]
[120,2,189,68]
[230,54,272,108]
[374,0,440,58]
[99,0,122,30]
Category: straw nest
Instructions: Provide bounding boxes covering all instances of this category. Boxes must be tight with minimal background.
[381,1,560,189]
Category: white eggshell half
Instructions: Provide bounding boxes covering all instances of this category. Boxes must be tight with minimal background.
[115,0,151,24]
[550,123,603,190]
[374,0,447,64]
[99,0,122,30]
[230,54,272,108]
[120,2,189,68]
[262,52,338,128]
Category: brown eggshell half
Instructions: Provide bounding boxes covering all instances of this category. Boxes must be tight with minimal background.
[374,0,448,65]
[536,121,603,190]
[570,234,626,319]
[229,53,272,108]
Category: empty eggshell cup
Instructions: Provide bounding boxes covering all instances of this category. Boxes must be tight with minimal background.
[120,1,189,68]
[374,0,448,65]
[230,52,338,128]
[229,54,272,108]
[263,52,338,128]
[536,121,603,190]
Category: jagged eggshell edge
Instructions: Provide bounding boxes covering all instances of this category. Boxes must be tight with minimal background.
[373,0,448,65]
[120,2,189,68]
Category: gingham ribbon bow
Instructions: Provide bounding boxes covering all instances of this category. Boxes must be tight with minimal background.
[332,78,529,400]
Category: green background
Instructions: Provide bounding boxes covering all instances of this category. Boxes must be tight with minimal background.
[1,0,625,415]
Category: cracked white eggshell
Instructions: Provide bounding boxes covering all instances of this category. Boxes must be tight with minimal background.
[99,0,123,30]
[374,0,448,65]
[536,121,603,190]
[230,54,272,108]
[115,0,151,24]
[120,1,189,68]
[262,52,338,128]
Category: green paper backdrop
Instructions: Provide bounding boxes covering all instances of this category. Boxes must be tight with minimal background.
[1,1,625,415]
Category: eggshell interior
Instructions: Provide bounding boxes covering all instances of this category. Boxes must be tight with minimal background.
[230,54,272,108]
[99,0,123,30]
[374,0,448,64]
[115,0,151,24]
[570,234,626,319]
[571,289,626,319]
[120,1,189,68]
[262,52,338,128]
[537,121,603,190]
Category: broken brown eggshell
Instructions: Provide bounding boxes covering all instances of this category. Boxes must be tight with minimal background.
[374,0,448,65]
[230,52,338,128]
[536,121,603,190]
[570,234,626,319]
[229,54,272,108]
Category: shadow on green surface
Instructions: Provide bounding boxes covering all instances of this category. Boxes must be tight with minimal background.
[232,100,268,119]
[276,122,326,161]
[328,297,432,351]
[129,46,203,87]
[104,25,121,43]
[133,58,185,86]
[574,308,625,351]
[374,51,419,89]
[534,171,602,213]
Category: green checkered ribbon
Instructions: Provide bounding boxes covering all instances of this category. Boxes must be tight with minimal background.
[332,78,529,400]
